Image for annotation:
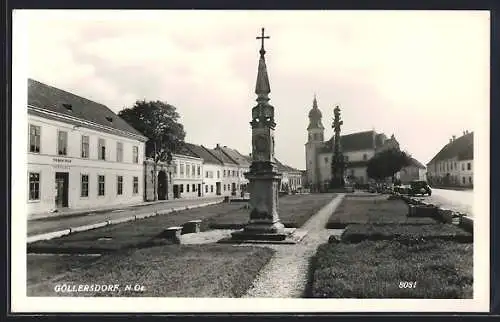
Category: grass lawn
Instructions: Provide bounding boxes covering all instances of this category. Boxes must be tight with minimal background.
[28,203,246,254]
[28,244,275,297]
[27,254,102,286]
[209,193,336,229]
[342,223,473,243]
[308,240,473,298]
[326,196,438,228]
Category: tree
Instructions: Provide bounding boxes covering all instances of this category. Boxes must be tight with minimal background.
[367,147,412,182]
[118,100,186,200]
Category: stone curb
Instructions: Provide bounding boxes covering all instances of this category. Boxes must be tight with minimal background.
[27,200,223,244]
[401,195,472,230]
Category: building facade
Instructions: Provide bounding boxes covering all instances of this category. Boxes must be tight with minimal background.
[171,147,204,199]
[426,131,473,188]
[27,79,147,218]
[304,96,400,191]
[398,158,427,184]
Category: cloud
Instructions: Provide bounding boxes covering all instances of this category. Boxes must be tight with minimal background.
[24,10,489,169]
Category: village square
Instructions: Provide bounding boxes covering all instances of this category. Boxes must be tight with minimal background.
[19,11,483,304]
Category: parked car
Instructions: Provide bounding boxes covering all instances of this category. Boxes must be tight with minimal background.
[409,180,432,196]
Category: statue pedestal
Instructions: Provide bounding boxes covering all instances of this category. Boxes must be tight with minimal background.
[230,170,290,241]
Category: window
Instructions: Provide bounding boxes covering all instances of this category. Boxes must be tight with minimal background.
[217,171,220,178]
[223,170,226,177]
[98,138,106,160]
[462,163,465,171]
[29,125,40,153]
[467,163,471,170]
[117,142,123,162]
[192,165,195,177]
[454,162,457,170]
[344,156,349,162]
[180,164,185,176]
[462,177,466,184]
[324,157,328,164]
[187,184,190,192]
[469,177,472,184]
[211,185,214,193]
[133,146,139,163]
[29,172,40,200]
[81,135,89,158]
[205,185,208,193]
[363,154,367,160]
[81,174,89,197]
[223,185,226,191]
[117,176,123,195]
[205,171,209,178]
[98,175,105,196]
[58,130,68,155]
[197,166,201,176]
[192,184,196,192]
[133,176,139,194]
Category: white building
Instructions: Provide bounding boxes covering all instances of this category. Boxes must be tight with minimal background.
[171,146,204,199]
[398,158,427,184]
[183,143,224,197]
[305,95,399,190]
[219,146,251,194]
[426,131,473,188]
[210,145,240,196]
[27,79,147,218]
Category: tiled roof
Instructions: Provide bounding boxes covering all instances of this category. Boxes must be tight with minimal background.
[275,158,301,173]
[184,143,223,165]
[175,142,201,158]
[28,79,146,138]
[220,147,252,167]
[409,158,426,169]
[428,132,473,164]
[210,146,239,165]
[322,130,379,153]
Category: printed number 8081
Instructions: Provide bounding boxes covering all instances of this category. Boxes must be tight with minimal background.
[399,281,417,288]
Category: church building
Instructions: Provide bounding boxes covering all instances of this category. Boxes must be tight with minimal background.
[304,95,400,191]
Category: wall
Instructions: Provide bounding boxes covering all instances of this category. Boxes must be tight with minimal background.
[202,163,222,197]
[171,154,204,199]
[27,115,145,216]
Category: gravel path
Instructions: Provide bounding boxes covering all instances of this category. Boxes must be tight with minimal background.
[242,194,346,298]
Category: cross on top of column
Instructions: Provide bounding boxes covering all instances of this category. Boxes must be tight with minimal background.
[256,27,270,56]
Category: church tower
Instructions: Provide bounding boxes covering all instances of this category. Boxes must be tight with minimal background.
[305,95,324,191]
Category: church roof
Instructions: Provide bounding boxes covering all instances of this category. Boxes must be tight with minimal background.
[28,79,147,140]
[427,132,473,164]
[307,95,324,130]
[322,130,380,153]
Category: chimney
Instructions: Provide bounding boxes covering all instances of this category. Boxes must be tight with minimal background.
[463,131,466,136]
[466,130,469,134]
[452,135,456,141]
[449,139,452,144]
[216,144,220,148]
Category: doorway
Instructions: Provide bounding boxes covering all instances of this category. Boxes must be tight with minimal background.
[198,184,201,197]
[173,184,180,199]
[157,170,167,200]
[55,172,69,208]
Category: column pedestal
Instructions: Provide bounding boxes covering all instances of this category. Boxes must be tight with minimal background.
[231,170,290,241]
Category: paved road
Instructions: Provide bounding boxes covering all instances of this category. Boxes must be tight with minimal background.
[414,188,473,217]
[28,197,224,236]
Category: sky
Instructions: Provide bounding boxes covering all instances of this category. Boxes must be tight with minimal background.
[22,10,490,170]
